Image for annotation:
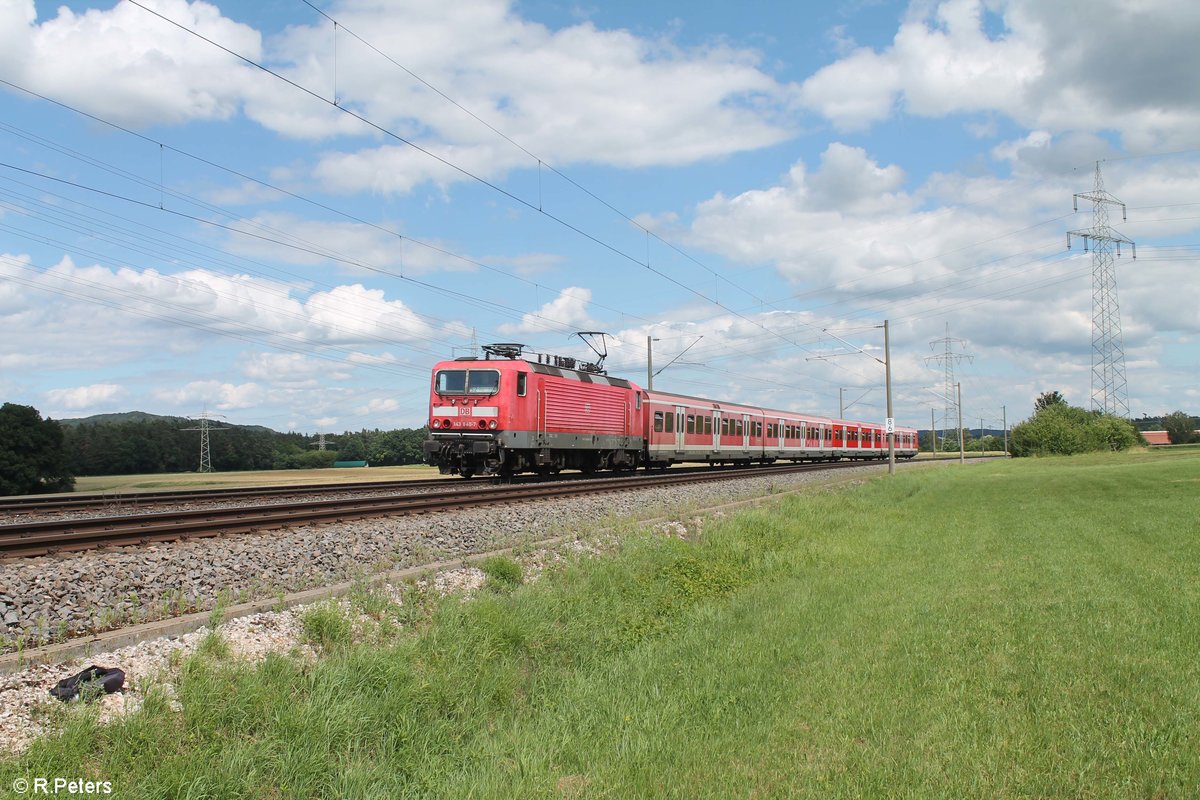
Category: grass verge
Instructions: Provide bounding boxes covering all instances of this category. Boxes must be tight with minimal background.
[3,450,1198,798]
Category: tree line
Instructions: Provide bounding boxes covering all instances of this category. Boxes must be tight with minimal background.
[0,402,431,495]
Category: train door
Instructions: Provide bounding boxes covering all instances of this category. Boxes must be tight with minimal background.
[535,380,545,446]
[777,418,785,452]
[713,410,721,454]
[675,406,685,453]
[742,413,750,452]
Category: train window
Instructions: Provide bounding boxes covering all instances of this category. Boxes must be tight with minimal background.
[654,411,664,433]
[755,422,763,437]
[736,420,744,436]
[468,370,500,394]
[665,412,674,433]
[516,373,527,397]
[636,394,642,410]
[704,416,712,435]
[435,368,503,395]
[435,369,467,394]
[687,415,695,434]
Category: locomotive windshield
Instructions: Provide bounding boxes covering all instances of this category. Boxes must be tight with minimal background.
[435,369,500,395]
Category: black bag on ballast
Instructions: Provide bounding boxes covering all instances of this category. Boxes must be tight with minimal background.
[48,665,126,701]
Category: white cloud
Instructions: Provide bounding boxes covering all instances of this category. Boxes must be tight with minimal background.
[356,397,400,415]
[45,382,126,410]
[0,254,439,357]
[670,139,1200,384]
[800,0,1200,149]
[498,286,593,335]
[153,380,261,411]
[240,352,352,385]
[2,0,269,127]
[303,284,433,344]
[2,0,800,190]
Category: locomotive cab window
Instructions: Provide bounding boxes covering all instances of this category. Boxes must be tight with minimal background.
[517,373,527,397]
[436,369,466,394]
[435,369,500,396]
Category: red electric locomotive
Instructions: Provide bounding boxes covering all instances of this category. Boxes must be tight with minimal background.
[422,344,644,478]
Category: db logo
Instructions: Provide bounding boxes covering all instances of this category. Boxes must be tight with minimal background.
[458,406,472,416]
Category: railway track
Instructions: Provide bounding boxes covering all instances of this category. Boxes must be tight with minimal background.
[0,477,464,515]
[0,461,875,558]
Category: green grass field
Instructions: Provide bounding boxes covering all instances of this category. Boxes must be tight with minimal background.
[4,449,1197,798]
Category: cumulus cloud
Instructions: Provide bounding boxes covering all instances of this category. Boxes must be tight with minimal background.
[240,352,352,386]
[45,382,127,411]
[670,138,1200,383]
[800,0,1200,149]
[2,0,800,191]
[1,0,269,127]
[303,284,433,344]
[498,286,594,335]
[0,254,437,352]
[153,379,261,410]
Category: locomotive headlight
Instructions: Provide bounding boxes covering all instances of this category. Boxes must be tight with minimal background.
[431,419,440,428]
[489,420,498,429]
[444,419,453,429]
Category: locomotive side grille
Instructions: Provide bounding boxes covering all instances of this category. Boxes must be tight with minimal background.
[544,382,628,434]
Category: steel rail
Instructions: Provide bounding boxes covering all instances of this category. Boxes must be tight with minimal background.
[0,461,877,559]
[0,477,466,514]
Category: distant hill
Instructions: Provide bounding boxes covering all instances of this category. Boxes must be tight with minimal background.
[56,411,277,433]
[55,411,192,427]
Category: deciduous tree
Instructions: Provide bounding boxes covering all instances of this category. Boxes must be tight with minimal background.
[1162,411,1198,444]
[0,403,75,495]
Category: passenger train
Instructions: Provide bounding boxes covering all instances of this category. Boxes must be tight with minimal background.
[423,346,918,478]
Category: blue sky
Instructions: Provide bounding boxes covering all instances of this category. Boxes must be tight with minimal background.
[1,0,1198,436]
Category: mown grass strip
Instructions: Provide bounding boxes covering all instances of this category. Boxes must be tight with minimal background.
[3,450,1197,798]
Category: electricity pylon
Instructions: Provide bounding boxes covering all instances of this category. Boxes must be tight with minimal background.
[182,408,227,473]
[925,325,971,445]
[1069,161,1135,418]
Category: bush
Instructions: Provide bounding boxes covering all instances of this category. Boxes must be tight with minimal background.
[1010,402,1140,457]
